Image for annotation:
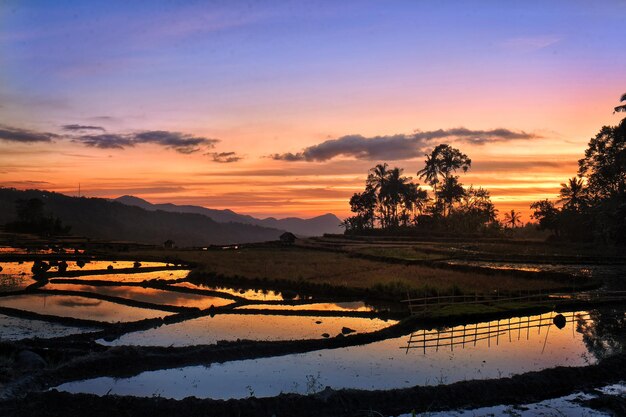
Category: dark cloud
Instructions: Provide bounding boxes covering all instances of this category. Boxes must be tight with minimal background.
[76,134,134,149]
[73,130,220,153]
[271,128,539,162]
[62,124,106,132]
[0,124,59,143]
[134,130,219,154]
[209,151,243,163]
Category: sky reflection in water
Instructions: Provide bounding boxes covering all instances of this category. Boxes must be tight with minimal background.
[59,310,621,400]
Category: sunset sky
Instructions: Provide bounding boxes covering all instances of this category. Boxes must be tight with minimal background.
[1,1,625,220]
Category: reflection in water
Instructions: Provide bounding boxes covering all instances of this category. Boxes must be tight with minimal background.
[236,302,374,312]
[402,312,592,354]
[65,261,170,272]
[61,309,624,400]
[0,262,35,292]
[98,314,396,347]
[0,294,172,323]
[0,314,99,341]
[45,283,234,309]
[172,282,307,301]
[63,269,190,283]
[578,308,626,360]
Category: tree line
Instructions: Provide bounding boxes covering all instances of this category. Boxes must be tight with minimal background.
[345,92,626,244]
[530,93,626,245]
[344,144,499,234]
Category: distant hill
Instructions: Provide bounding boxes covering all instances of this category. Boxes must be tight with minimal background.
[114,195,343,236]
[0,188,284,246]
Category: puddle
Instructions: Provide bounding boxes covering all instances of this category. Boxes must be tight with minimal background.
[0,294,173,323]
[64,310,625,399]
[0,262,36,292]
[98,314,396,347]
[172,282,306,301]
[44,283,234,309]
[235,302,375,312]
[0,314,99,341]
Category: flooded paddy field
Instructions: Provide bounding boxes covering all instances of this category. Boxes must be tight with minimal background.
[1,250,624,417]
[0,314,99,341]
[44,283,234,309]
[98,314,396,347]
[0,294,173,322]
[59,309,623,399]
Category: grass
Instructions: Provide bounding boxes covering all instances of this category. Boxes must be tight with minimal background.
[132,246,566,297]
[353,246,448,261]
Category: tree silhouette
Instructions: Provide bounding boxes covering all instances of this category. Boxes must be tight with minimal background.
[558,177,587,211]
[418,144,471,217]
[503,209,521,228]
[578,124,626,199]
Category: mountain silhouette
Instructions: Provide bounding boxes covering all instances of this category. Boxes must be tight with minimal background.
[114,195,343,236]
[0,188,285,246]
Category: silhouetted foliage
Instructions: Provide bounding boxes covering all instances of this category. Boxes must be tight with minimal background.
[531,93,626,244]
[344,145,499,235]
[5,197,71,236]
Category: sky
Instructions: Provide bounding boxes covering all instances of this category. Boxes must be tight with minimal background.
[1,0,625,220]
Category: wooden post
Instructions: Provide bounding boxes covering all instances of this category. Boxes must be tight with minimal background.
[451,326,454,352]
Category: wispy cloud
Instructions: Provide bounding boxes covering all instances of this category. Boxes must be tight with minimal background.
[208,151,243,163]
[62,124,106,132]
[0,124,59,143]
[271,128,539,162]
[500,35,562,52]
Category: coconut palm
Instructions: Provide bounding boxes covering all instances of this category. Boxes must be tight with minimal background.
[558,177,587,211]
[503,209,521,228]
[418,145,471,217]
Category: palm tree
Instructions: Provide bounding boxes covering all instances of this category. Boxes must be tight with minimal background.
[418,145,471,217]
[366,163,390,227]
[381,167,411,227]
[558,177,587,211]
[437,176,466,217]
[503,209,521,228]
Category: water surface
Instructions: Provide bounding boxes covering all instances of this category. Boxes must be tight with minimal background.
[98,314,396,346]
[60,310,621,399]
[0,294,172,322]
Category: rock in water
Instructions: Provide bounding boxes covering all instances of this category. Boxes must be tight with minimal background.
[553,314,566,329]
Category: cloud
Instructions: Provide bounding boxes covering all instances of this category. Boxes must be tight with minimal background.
[208,151,243,163]
[62,124,106,132]
[133,130,219,153]
[500,36,562,52]
[73,130,220,153]
[76,134,134,149]
[271,128,539,162]
[0,124,59,143]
